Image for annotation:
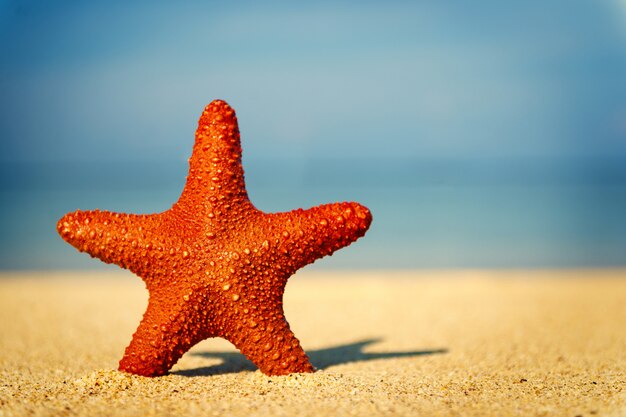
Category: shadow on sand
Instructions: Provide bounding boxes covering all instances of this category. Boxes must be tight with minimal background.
[174,338,447,377]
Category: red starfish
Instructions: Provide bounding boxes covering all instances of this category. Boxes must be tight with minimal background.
[57,100,372,377]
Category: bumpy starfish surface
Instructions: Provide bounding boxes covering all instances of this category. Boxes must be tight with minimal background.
[57,100,372,377]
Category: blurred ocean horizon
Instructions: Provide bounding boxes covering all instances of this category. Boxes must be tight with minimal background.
[1,155,625,270]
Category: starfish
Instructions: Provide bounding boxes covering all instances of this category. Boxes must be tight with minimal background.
[57,100,372,377]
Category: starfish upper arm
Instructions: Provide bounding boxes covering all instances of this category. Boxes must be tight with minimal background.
[57,209,165,276]
[174,100,249,216]
[270,201,372,272]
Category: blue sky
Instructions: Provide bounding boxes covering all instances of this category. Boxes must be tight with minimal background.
[2,1,625,162]
[1,1,626,269]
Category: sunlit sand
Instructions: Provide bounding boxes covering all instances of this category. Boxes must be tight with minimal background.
[1,269,625,416]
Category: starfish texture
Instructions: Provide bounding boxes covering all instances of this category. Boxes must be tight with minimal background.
[57,100,372,377]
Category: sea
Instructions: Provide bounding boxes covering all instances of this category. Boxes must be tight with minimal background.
[1,157,625,270]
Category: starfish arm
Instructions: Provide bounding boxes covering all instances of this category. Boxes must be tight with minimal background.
[119,294,207,376]
[173,100,252,218]
[57,209,164,277]
[271,201,372,272]
[225,313,315,375]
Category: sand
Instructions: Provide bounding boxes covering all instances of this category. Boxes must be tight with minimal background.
[0,269,625,417]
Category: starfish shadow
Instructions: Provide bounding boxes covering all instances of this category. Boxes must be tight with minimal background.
[174,338,447,377]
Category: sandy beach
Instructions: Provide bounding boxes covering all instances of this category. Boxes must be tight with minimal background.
[0,269,624,417]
